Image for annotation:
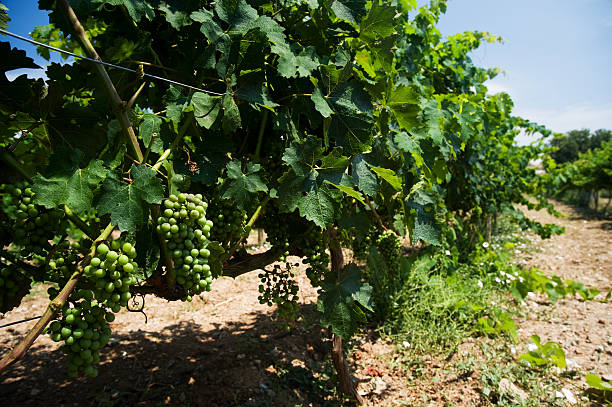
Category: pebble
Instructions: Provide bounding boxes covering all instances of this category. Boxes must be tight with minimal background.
[30,388,40,396]
[561,387,578,404]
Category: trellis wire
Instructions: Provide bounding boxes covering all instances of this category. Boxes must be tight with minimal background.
[0,316,42,329]
[0,28,226,96]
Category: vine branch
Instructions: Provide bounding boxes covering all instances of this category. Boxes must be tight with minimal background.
[58,0,144,163]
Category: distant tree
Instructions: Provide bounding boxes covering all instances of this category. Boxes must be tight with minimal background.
[549,129,589,164]
[549,128,611,164]
[590,129,612,150]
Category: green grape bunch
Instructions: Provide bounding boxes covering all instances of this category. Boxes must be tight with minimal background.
[258,264,299,308]
[207,197,247,247]
[48,302,113,378]
[375,230,402,273]
[301,228,329,286]
[46,239,92,282]
[156,193,214,301]
[1,183,66,254]
[82,239,138,312]
[0,264,31,313]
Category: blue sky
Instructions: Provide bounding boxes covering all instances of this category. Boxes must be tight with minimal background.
[2,0,611,142]
[432,0,612,141]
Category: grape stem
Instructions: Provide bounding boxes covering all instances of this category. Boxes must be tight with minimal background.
[253,110,269,161]
[364,195,388,231]
[0,223,115,373]
[63,205,98,239]
[0,250,41,275]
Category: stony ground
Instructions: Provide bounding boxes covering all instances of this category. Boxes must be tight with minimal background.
[0,201,610,406]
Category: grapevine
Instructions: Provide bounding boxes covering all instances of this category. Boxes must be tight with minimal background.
[0,0,561,401]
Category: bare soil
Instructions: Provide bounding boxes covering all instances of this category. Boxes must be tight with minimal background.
[0,201,610,406]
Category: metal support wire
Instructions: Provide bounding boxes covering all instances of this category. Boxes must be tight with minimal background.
[0,28,226,97]
[0,316,42,329]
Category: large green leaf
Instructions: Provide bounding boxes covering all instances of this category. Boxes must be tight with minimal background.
[97,164,164,232]
[327,82,374,154]
[32,159,108,214]
[222,161,268,209]
[386,86,421,131]
[279,137,348,227]
[318,263,373,338]
[360,1,397,42]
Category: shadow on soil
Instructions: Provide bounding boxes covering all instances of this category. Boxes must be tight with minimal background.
[0,304,345,407]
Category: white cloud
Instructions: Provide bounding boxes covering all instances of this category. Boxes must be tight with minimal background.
[485,80,512,95]
[5,67,48,81]
[513,103,612,145]
[515,103,612,134]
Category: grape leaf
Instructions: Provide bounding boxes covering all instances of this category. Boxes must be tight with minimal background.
[221,94,241,134]
[158,1,196,30]
[329,0,367,24]
[406,187,441,245]
[192,93,222,129]
[164,86,222,130]
[214,0,258,34]
[135,221,160,279]
[97,0,155,22]
[0,42,41,78]
[191,8,224,43]
[360,1,397,42]
[222,161,268,209]
[351,154,378,196]
[318,263,372,338]
[370,166,402,190]
[276,45,320,79]
[394,132,425,167]
[311,87,333,118]
[138,113,164,154]
[386,86,421,131]
[279,137,348,227]
[97,164,164,232]
[328,182,366,206]
[0,4,10,31]
[32,159,108,213]
[327,82,374,154]
[236,80,278,109]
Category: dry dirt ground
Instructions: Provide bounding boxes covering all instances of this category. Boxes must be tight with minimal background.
[0,201,610,406]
